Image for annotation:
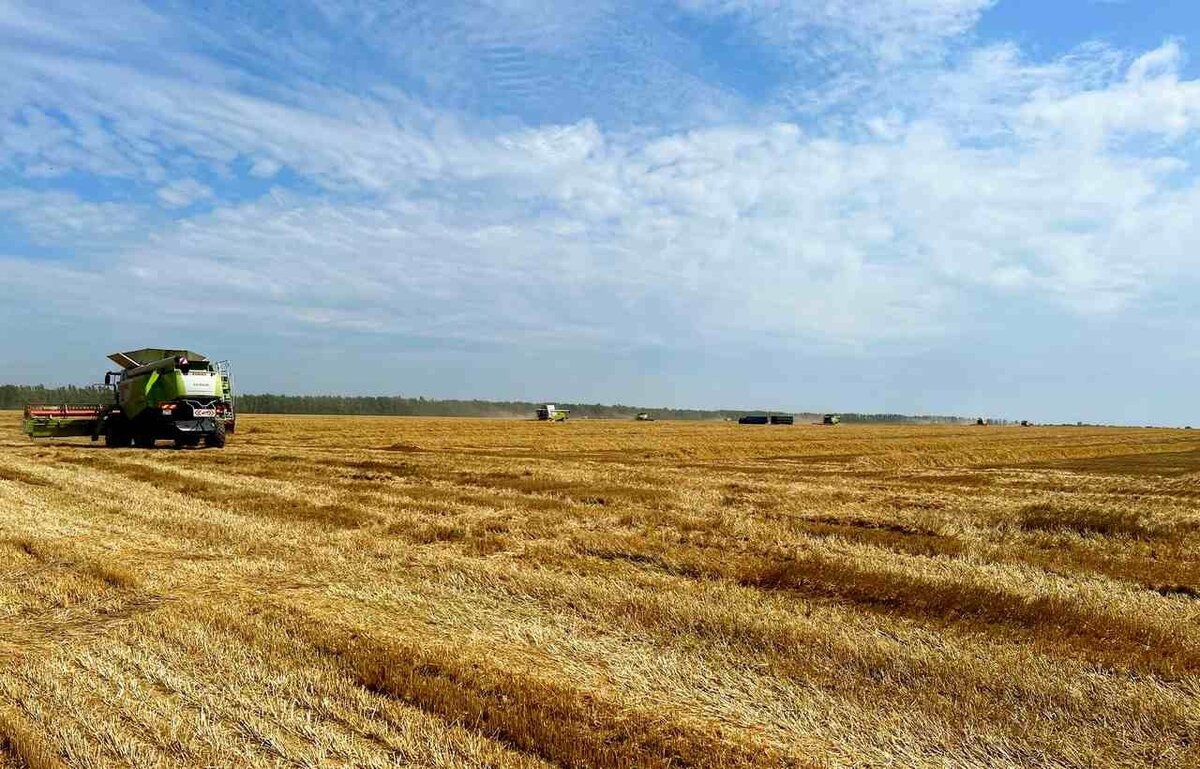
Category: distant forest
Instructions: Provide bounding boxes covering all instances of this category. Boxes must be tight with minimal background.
[1,384,977,423]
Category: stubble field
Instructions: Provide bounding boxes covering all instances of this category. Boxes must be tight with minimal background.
[0,413,1198,768]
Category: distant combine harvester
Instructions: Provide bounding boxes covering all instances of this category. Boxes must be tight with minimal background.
[535,404,570,422]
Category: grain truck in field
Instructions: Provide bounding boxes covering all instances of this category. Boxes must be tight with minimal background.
[22,349,235,448]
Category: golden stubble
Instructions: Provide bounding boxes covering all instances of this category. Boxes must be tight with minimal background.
[0,413,1198,767]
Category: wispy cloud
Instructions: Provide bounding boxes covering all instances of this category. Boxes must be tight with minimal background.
[677,0,995,62]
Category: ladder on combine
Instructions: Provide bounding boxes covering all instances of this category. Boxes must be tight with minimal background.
[212,360,236,431]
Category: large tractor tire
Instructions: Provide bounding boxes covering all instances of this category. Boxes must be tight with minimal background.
[104,416,132,448]
[133,425,156,449]
[205,421,227,449]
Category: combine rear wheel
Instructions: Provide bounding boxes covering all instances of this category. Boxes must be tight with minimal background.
[134,427,156,449]
[104,416,132,448]
[205,421,226,449]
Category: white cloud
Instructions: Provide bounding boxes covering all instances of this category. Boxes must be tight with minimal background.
[249,157,282,178]
[156,179,213,208]
[1018,42,1200,149]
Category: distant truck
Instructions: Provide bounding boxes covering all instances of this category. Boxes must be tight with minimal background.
[536,404,570,422]
[22,348,235,448]
[739,414,794,425]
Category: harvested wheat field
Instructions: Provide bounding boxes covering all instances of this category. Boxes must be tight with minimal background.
[1,413,1199,768]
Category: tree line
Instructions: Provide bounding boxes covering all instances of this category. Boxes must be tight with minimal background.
[233,393,745,420]
[2,383,981,423]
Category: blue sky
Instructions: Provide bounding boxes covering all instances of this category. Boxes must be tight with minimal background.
[1,0,1198,424]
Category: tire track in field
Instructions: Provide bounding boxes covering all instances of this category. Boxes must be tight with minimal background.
[119,584,792,769]
[0,538,161,664]
[49,455,379,530]
[568,531,1200,679]
[272,608,808,769]
[400,551,1200,755]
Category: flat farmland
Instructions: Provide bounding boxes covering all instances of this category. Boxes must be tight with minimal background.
[1,414,1199,768]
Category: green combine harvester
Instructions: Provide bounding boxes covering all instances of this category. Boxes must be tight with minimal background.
[22,349,235,448]
[535,404,570,422]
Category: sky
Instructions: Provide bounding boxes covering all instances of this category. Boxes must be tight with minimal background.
[1,1,1198,425]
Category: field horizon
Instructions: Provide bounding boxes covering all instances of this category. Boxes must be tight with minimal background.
[1,413,1198,767]
[2,386,1010,426]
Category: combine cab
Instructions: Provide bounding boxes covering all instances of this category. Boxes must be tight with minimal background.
[22,348,235,448]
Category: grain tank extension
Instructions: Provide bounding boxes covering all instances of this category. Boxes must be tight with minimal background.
[22,349,235,449]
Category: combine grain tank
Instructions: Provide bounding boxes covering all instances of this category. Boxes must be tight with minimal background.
[22,348,235,449]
